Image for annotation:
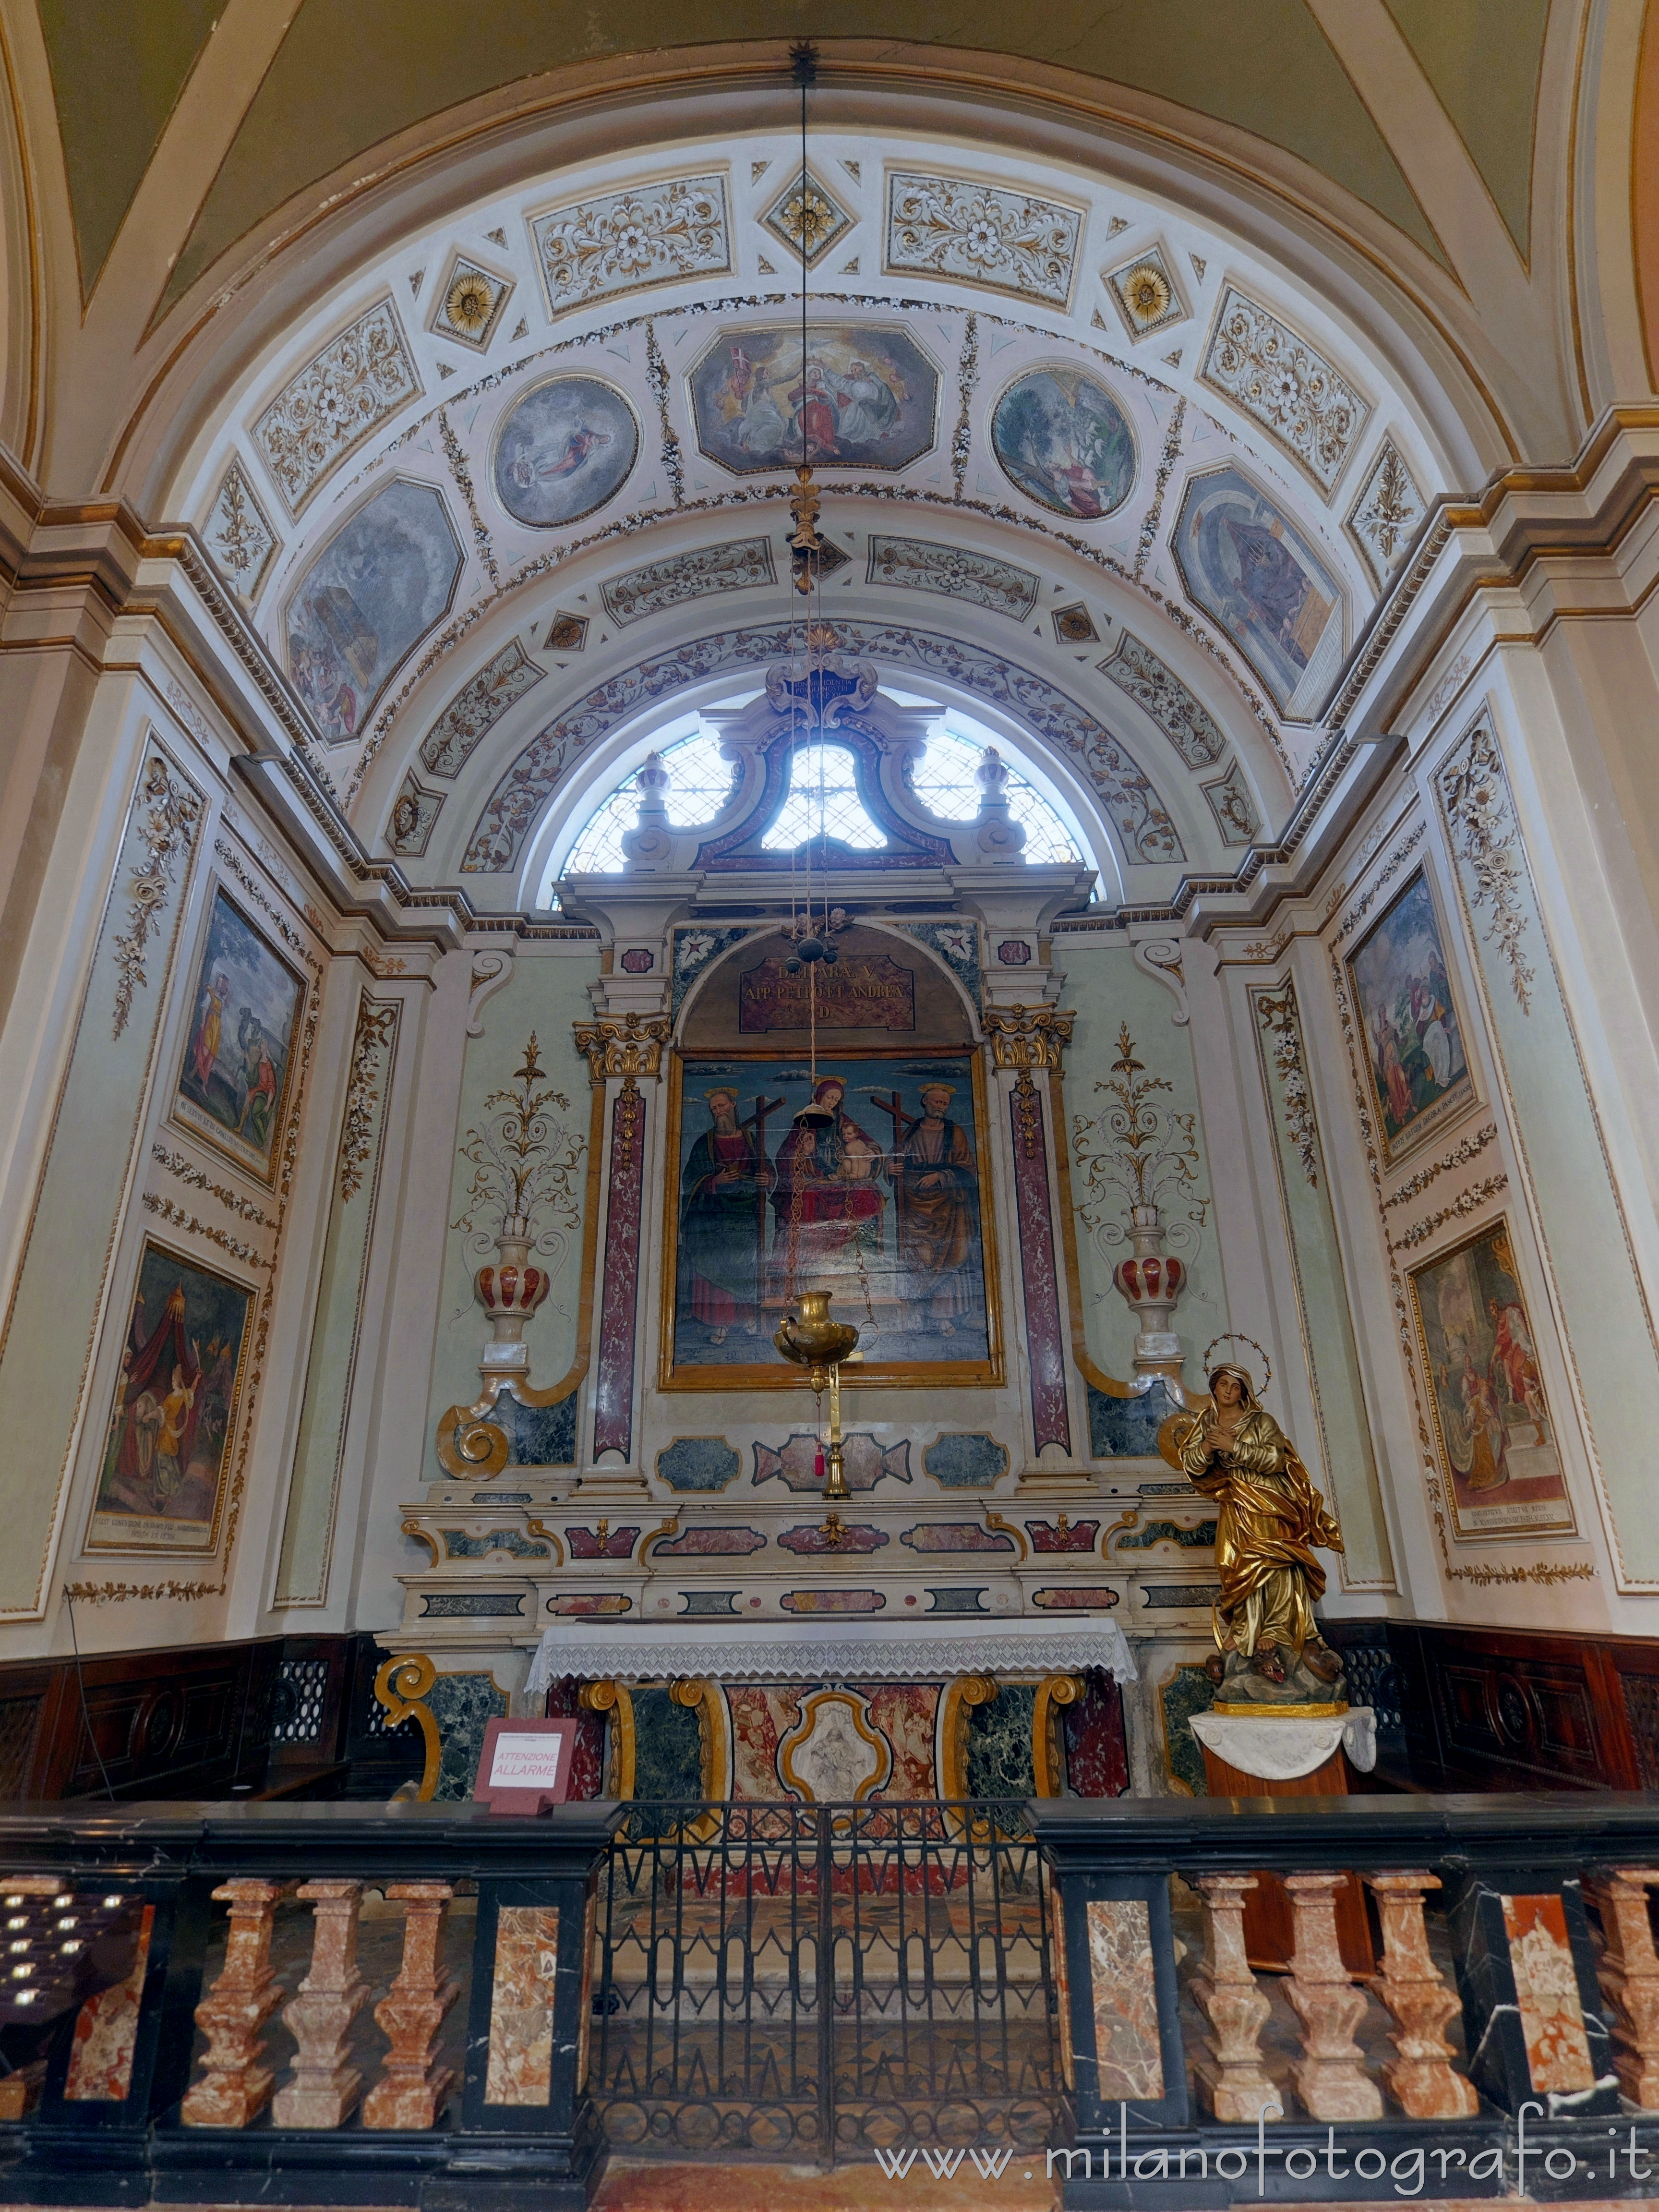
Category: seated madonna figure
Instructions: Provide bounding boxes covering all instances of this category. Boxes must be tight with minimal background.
[1174,1361,1346,1700]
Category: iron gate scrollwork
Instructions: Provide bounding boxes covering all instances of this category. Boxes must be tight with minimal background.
[590,1799,1063,2163]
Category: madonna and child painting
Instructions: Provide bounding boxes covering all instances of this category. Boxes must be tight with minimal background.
[666,1053,997,1384]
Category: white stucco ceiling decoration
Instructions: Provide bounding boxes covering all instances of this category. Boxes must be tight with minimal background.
[177,124,1448,894]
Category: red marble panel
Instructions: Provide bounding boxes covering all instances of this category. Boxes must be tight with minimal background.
[1085,1897,1164,2099]
[1063,1668,1130,1798]
[1027,1519,1100,1553]
[484,1905,559,2106]
[64,1903,155,2102]
[1502,1892,1596,2093]
[566,1526,641,1559]
[728,1686,800,1799]
[541,1678,607,1800]
[781,1590,885,1612]
[1008,1074,1070,1453]
[593,1082,646,1459]
[866,1684,940,1799]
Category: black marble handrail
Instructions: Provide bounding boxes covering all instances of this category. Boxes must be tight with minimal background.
[0,1797,625,2212]
[1026,1784,1659,1871]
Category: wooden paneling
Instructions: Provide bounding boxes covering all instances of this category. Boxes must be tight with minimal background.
[1323,1618,1658,1795]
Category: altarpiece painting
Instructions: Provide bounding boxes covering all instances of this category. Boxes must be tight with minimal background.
[86,1237,254,1554]
[662,927,1001,1391]
[1407,1217,1575,1540]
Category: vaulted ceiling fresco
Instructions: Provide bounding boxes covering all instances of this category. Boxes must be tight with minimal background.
[174,117,1446,902]
[36,0,1558,309]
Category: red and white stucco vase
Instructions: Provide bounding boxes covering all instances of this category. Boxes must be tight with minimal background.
[475,1217,550,1375]
[1112,1205,1186,1381]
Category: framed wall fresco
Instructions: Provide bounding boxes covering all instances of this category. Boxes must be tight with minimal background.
[490,375,640,528]
[687,323,940,475]
[1407,1217,1577,1541]
[660,1047,1001,1390]
[989,365,1137,520]
[1170,462,1345,720]
[284,478,463,741]
[85,1237,255,1554]
[1345,867,1475,1165]
[171,883,306,1184]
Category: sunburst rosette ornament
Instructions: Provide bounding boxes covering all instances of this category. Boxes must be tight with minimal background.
[1106,247,1186,339]
[434,256,511,350]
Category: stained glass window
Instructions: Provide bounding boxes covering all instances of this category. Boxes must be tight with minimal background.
[761,741,885,851]
[562,718,738,873]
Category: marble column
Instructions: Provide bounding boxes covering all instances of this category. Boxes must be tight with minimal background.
[272,1880,370,2127]
[1283,1872,1382,2120]
[1365,1872,1478,2118]
[1191,1874,1278,2122]
[1586,1867,1659,2107]
[181,1879,289,2127]
[362,1883,459,2128]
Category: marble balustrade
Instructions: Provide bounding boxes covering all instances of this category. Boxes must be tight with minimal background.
[1030,1791,1659,2207]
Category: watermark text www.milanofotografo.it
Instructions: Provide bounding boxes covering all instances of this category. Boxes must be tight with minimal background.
[870,2103,1659,2197]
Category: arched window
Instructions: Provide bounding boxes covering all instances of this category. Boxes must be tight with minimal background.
[562,715,738,873]
[550,693,1086,883]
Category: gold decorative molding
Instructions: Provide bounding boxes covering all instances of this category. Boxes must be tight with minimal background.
[373,1653,442,1801]
[984,1511,1029,1562]
[580,1680,636,1799]
[983,1004,1074,1071]
[433,1406,510,1478]
[339,997,401,1202]
[522,1518,568,1566]
[572,1011,672,1083]
[111,751,202,1040]
[1032,1673,1082,1797]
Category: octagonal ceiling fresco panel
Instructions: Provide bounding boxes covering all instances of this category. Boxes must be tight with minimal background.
[990,366,1138,520]
[491,375,640,527]
[285,478,462,743]
[1171,463,1345,722]
[689,324,939,476]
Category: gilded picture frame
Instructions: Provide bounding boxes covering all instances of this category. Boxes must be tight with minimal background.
[1344,866,1477,1166]
[659,1044,1003,1391]
[1406,1214,1577,1542]
[84,1235,256,1556]
[169,880,306,1185]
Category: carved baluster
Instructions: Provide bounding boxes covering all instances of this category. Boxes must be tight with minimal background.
[1586,1866,1659,2107]
[272,1881,370,2127]
[362,1884,459,2128]
[1283,1872,1382,2120]
[1192,1874,1279,2122]
[1365,1872,1478,2117]
[181,1879,289,2127]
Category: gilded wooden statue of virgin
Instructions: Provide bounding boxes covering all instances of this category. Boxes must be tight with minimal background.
[1162,1346,1347,1705]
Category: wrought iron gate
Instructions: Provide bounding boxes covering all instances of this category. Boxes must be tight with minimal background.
[589,1800,1064,2163]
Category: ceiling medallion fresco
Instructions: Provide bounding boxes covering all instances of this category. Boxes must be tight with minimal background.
[688,324,939,475]
[989,367,1138,520]
[491,376,640,528]
[456,619,1182,878]
[1172,464,1345,722]
[286,479,462,743]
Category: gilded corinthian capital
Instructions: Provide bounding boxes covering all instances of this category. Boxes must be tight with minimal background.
[571,1010,672,1083]
[983,1003,1075,1071]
